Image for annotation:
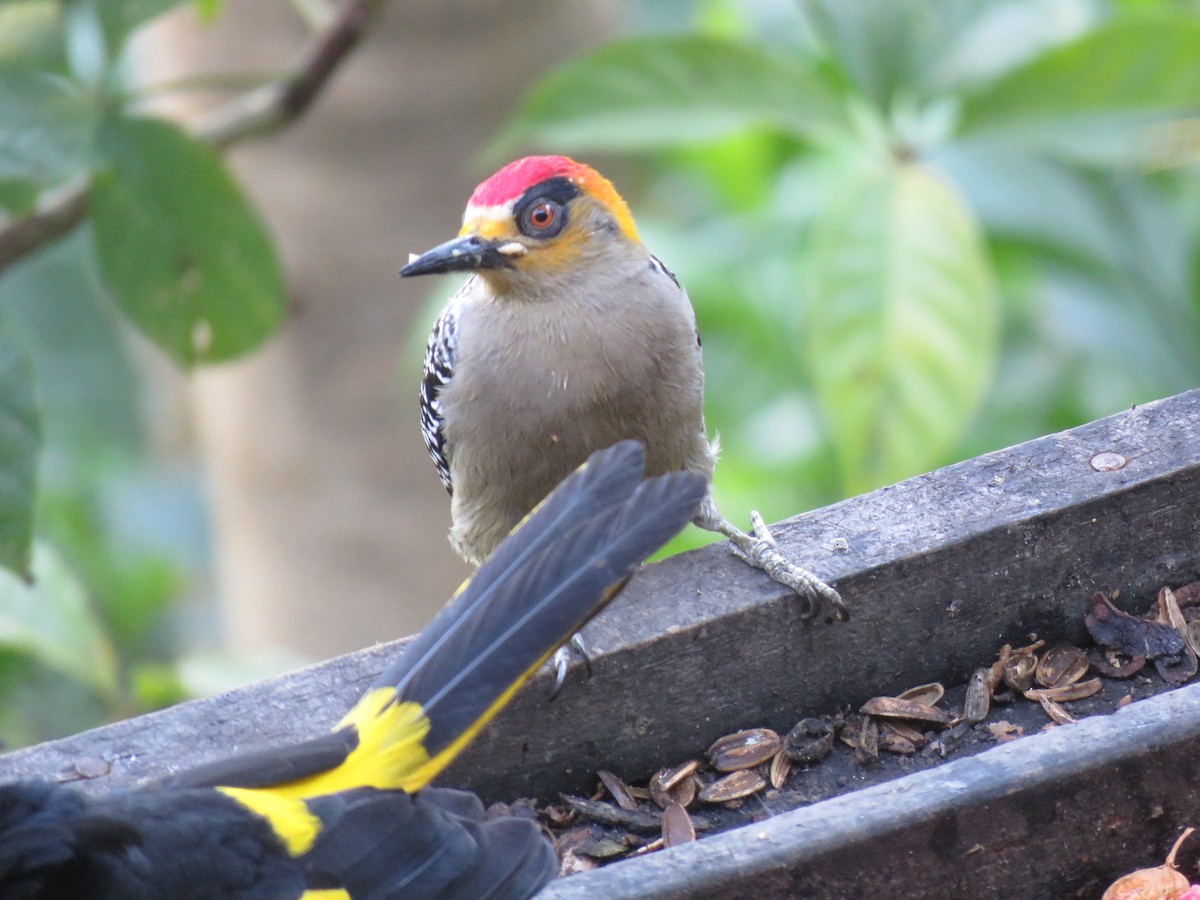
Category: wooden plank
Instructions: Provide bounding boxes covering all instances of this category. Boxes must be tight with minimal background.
[1,389,1198,808]
[540,679,1200,899]
[0,636,401,790]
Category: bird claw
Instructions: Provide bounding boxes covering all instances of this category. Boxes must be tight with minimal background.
[549,632,592,699]
[729,510,849,622]
[749,510,775,545]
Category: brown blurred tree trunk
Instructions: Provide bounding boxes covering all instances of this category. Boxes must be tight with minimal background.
[146,0,614,657]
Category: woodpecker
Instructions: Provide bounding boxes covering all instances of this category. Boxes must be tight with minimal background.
[0,442,706,900]
[403,155,846,625]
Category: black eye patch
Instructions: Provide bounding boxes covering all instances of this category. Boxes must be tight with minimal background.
[513,177,579,239]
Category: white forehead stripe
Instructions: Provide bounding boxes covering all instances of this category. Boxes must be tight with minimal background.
[462,201,514,224]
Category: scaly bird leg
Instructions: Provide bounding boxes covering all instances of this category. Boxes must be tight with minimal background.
[694,497,847,621]
[549,632,591,699]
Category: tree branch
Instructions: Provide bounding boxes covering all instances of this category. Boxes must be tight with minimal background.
[0,0,385,275]
[0,186,88,272]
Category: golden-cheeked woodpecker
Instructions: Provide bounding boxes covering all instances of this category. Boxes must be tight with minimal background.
[404,156,847,650]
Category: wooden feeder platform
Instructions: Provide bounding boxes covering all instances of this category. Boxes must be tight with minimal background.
[3,388,1199,898]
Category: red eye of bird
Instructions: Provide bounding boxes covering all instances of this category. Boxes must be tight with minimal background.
[527,201,556,230]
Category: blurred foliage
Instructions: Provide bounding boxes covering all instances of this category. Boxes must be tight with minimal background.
[0,0,283,747]
[494,0,1200,548]
[4,0,1200,748]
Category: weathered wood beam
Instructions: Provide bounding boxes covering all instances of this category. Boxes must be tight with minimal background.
[1,390,1197,812]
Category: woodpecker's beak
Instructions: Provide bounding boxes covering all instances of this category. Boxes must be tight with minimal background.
[400,233,523,277]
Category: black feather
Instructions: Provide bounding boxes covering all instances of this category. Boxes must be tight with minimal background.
[303,787,553,900]
[0,781,303,900]
[160,729,359,791]
[0,441,706,900]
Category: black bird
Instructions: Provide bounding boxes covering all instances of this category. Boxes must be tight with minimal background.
[0,441,706,900]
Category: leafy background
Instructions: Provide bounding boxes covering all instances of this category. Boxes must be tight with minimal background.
[2,0,1200,744]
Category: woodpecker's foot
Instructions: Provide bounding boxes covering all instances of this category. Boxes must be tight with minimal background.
[549,632,592,699]
[722,511,848,621]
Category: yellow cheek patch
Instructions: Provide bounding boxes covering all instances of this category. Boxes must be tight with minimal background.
[216,787,322,857]
[519,228,586,274]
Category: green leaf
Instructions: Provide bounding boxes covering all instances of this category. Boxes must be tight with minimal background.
[0,542,117,700]
[958,17,1200,160]
[0,331,40,578]
[491,35,846,157]
[89,114,285,366]
[0,68,97,186]
[938,143,1196,326]
[805,160,998,493]
[801,0,985,107]
[0,230,143,457]
[667,129,804,212]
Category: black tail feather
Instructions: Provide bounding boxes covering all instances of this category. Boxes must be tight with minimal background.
[384,442,706,757]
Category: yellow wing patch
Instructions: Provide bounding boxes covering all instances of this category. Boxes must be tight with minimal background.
[396,642,558,791]
[268,690,432,799]
[216,787,321,857]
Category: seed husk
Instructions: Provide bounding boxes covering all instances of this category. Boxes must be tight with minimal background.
[1004,654,1039,694]
[986,721,1023,742]
[1025,677,1102,704]
[649,761,699,808]
[769,750,792,789]
[882,720,926,746]
[659,760,699,791]
[896,682,944,706]
[1035,645,1088,688]
[698,770,766,804]
[662,801,696,848]
[964,667,991,724]
[855,715,879,764]
[707,729,782,772]
[597,770,638,812]
[877,729,917,755]
[860,696,953,725]
[1157,587,1199,683]
[1034,694,1075,725]
[674,775,698,808]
